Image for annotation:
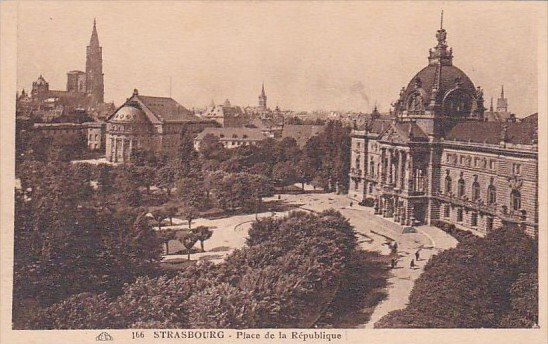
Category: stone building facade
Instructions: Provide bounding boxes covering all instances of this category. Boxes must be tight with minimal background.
[105,89,218,163]
[349,18,538,237]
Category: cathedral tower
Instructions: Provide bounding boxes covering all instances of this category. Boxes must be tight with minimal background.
[258,83,267,110]
[496,85,508,114]
[86,19,104,105]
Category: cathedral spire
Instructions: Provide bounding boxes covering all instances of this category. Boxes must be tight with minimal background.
[501,85,504,99]
[258,83,267,110]
[86,18,104,105]
[90,18,100,47]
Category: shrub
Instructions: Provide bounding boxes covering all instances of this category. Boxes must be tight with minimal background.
[375,227,538,328]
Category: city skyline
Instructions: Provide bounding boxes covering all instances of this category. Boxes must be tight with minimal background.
[17,2,539,115]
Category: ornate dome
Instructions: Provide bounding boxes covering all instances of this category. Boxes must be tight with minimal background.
[402,64,476,109]
[110,103,148,123]
[394,12,484,120]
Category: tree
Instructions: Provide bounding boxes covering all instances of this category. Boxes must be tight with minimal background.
[155,163,178,196]
[25,292,114,330]
[150,207,169,230]
[500,272,538,327]
[199,134,229,162]
[375,227,537,328]
[136,165,155,194]
[180,204,199,229]
[187,283,256,328]
[192,226,213,252]
[157,229,177,255]
[272,161,297,191]
[177,127,201,177]
[295,158,315,191]
[176,177,206,209]
[164,203,179,226]
[179,232,199,261]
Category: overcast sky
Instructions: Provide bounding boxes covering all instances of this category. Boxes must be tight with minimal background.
[16,1,542,115]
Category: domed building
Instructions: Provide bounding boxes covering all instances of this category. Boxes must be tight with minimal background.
[106,89,218,163]
[349,14,538,237]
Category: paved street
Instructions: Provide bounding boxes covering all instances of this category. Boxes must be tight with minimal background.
[159,188,457,328]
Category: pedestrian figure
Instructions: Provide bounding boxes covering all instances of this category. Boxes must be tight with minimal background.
[415,250,420,261]
[390,258,396,269]
[278,194,281,200]
[410,259,415,269]
[391,241,398,255]
[350,201,353,207]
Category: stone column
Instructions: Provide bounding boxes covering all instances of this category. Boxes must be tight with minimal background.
[394,198,400,222]
[114,138,119,163]
[407,202,413,226]
[394,151,400,188]
[120,138,127,162]
[408,154,414,191]
[397,150,402,189]
[388,150,393,185]
[400,203,407,224]
[401,152,406,189]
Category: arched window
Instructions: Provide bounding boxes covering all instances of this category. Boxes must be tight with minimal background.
[511,190,521,211]
[488,185,496,204]
[445,176,452,194]
[443,89,473,117]
[458,179,465,197]
[472,181,480,201]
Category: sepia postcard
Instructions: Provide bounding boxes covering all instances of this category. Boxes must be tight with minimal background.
[1,1,547,343]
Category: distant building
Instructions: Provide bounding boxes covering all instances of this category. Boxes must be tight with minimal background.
[484,86,514,122]
[198,99,248,127]
[32,123,87,145]
[245,118,283,138]
[17,19,111,122]
[85,121,106,151]
[244,84,272,117]
[105,89,217,163]
[193,127,267,150]
[280,124,324,147]
[258,83,267,111]
[349,15,538,237]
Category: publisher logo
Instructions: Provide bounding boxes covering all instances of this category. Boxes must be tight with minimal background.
[96,332,113,341]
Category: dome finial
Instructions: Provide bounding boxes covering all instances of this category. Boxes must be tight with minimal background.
[440,10,444,30]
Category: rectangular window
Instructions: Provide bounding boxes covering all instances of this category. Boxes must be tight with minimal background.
[457,208,463,222]
[471,212,478,227]
[512,163,521,175]
[489,160,496,170]
[486,217,493,232]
